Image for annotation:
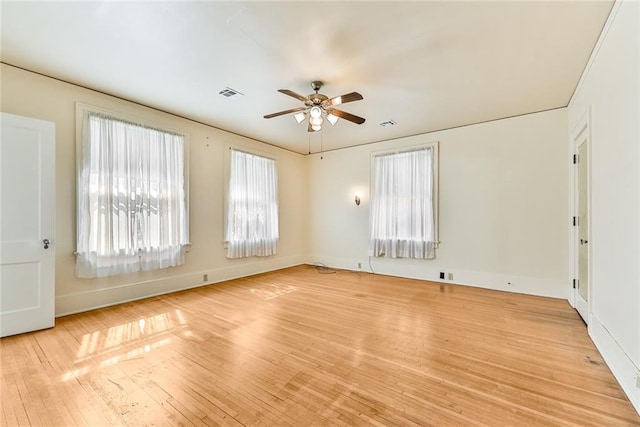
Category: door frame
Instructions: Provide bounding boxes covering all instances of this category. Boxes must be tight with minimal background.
[570,108,591,325]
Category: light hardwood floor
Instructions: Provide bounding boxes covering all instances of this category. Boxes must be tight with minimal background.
[2,265,639,426]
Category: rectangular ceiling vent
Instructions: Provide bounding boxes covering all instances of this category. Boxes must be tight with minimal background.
[379,120,397,127]
[219,87,244,98]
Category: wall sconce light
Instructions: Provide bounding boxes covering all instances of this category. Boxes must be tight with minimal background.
[355,195,361,206]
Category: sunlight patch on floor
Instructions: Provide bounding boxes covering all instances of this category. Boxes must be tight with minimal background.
[250,282,297,300]
[63,309,189,381]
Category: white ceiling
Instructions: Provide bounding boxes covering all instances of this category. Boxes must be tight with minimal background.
[1,1,613,154]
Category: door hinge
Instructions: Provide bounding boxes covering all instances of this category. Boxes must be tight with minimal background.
[573,154,579,164]
[573,279,578,289]
[573,216,579,226]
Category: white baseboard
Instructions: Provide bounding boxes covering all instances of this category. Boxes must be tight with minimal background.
[590,314,640,415]
[309,255,567,299]
[55,255,307,316]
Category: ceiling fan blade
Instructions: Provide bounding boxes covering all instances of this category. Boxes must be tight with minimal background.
[278,89,309,103]
[307,121,315,132]
[264,107,306,119]
[325,92,363,107]
[329,108,366,125]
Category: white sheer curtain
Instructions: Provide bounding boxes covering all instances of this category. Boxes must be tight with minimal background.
[226,149,279,258]
[369,147,436,259]
[76,111,188,278]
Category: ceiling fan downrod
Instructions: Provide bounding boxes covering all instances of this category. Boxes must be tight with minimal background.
[311,81,323,93]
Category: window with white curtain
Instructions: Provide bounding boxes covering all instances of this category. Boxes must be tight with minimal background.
[226,149,279,258]
[76,110,188,278]
[369,144,438,259]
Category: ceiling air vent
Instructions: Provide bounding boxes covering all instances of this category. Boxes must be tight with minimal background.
[379,120,397,127]
[218,87,244,98]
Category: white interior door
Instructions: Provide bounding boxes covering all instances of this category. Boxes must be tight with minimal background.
[574,127,589,323]
[1,112,55,337]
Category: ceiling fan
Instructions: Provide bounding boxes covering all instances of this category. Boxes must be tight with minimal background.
[264,81,365,132]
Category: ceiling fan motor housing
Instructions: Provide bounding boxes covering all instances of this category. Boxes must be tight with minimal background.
[309,81,328,105]
[310,94,328,105]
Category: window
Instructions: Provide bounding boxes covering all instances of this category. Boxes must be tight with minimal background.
[226,149,279,258]
[369,145,438,259]
[76,110,188,278]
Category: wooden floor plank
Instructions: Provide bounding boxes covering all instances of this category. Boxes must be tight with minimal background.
[2,265,639,426]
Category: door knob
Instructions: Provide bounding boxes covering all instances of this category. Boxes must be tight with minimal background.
[43,239,50,249]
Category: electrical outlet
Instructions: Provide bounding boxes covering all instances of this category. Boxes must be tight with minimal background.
[447,273,453,280]
[439,272,445,279]
[203,274,208,282]
[358,262,362,269]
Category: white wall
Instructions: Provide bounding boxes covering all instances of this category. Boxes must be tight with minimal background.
[308,108,569,299]
[568,0,639,412]
[0,64,309,316]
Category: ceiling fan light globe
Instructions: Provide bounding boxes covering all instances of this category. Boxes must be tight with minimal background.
[310,106,322,119]
[310,116,323,126]
[294,112,306,124]
[311,124,322,131]
[327,113,339,126]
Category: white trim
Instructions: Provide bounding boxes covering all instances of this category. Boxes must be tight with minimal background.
[310,256,567,299]
[74,102,191,254]
[570,107,592,324]
[55,255,307,316]
[590,314,640,414]
[370,140,439,158]
[369,141,440,250]
[229,145,278,162]
[75,102,187,137]
[222,143,280,246]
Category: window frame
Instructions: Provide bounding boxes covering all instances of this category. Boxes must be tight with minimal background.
[369,141,440,256]
[222,144,279,247]
[74,102,191,256]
